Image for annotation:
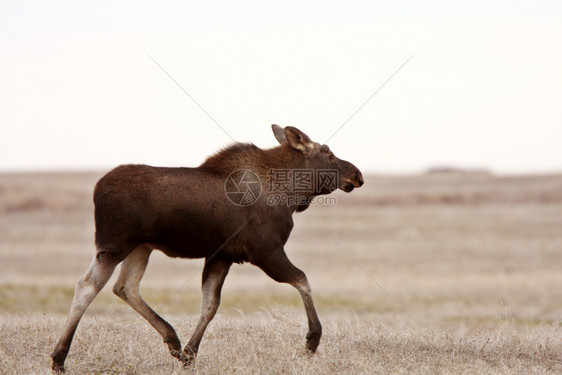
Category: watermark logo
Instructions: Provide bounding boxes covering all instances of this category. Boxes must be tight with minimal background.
[225,169,339,207]
[266,169,338,194]
[224,169,262,206]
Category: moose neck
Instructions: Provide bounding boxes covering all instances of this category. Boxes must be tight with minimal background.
[200,142,305,177]
[261,144,320,213]
[199,142,320,211]
[261,143,306,171]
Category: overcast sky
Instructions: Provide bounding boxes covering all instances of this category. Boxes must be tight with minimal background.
[1,1,561,173]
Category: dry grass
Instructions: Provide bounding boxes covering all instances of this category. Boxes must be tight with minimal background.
[1,172,561,374]
[1,312,560,375]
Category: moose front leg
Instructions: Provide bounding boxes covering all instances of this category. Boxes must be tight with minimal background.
[254,250,322,353]
[183,258,232,365]
[295,278,322,352]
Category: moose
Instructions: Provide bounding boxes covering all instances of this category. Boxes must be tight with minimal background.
[51,125,363,372]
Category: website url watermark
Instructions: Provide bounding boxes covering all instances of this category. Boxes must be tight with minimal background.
[266,194,337,206]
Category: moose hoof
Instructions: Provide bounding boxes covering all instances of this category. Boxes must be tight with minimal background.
[165,337,183,361]
[305,330,321,353]
[181,346,197,367]
[51,361,65,374]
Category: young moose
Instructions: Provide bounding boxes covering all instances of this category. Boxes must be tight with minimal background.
[51,125,363,372]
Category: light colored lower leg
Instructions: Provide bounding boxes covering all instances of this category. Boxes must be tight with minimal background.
[293,278,320,324]
[113,246,181,350]
[186,279,221,349]
[52,255,117,365]
[185,259,231,355]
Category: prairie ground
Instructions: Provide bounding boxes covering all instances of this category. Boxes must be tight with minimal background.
[0,171,561,374]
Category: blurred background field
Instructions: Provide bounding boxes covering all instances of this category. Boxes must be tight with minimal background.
[1,171,561,324]
[1,171,561,373]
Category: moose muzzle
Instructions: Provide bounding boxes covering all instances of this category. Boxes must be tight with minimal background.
[339,160,364,193]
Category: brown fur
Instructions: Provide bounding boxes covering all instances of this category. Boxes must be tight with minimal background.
[200,142,304,177]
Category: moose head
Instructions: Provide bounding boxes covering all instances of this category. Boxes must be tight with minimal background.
[271,124,364,194]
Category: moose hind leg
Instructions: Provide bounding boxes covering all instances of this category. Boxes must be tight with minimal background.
[112,245,183,361]
[51,251,119,372]
[255,250,322,353]
[183,258,231,365]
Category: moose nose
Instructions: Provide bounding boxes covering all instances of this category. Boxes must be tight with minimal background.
[346,171,363,188]
[357,172,364,187]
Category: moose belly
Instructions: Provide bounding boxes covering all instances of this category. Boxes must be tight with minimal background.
[147,206,246,260]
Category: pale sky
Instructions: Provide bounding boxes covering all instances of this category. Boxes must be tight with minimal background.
[1,1,561,173]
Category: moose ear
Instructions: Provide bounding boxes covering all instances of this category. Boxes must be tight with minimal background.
[271,124,287,144]
[284,126,315,154]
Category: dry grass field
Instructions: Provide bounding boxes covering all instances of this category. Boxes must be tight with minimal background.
[0,171,561,374]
